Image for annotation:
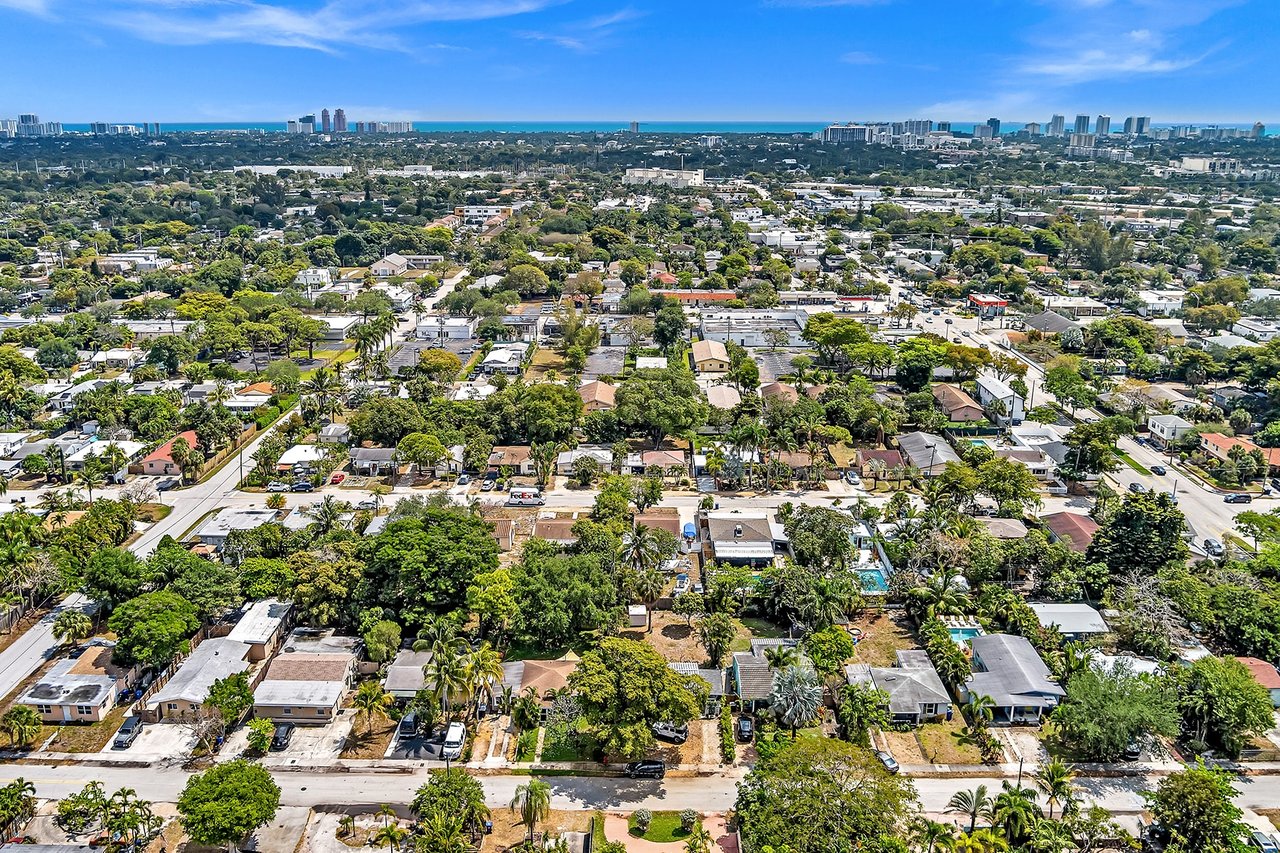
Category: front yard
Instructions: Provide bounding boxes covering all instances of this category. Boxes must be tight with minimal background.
[878,717,983,766]
[340,716,396,760]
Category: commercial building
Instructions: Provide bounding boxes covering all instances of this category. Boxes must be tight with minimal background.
[622,168,705,188]
[1074,115,1091,135]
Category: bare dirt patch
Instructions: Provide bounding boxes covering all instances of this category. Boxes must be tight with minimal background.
[850,610,916,667]
[340,716,396,760]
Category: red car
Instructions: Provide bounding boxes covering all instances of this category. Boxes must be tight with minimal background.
[330,473,346,485]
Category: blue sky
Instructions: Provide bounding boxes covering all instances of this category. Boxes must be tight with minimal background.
[1,0,1276,123]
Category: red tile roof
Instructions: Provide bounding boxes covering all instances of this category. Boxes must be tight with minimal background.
[1238,657,1280,690]
[141,430,198,466]
[1040,511,1100,553]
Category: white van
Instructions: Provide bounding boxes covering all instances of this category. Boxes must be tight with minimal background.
[442,721,466,760]
[507,486,545,507]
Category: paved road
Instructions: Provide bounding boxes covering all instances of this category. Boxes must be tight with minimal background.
[4,762,1280,816]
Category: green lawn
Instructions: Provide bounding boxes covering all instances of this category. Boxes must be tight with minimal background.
[1115,451,1151,476]
[539,723,593,762]
[629,811,696,844]
[740,617,788,639]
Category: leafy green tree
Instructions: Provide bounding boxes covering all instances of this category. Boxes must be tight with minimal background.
[1050,663,1179,761]
[569,637,708,757]
[1143,761,1247,853]
[108,591,199,667]
[363,620,402,664]
[205,672,254,726]
[653,303,689,350]
[511,542,620,649]
[735,738,915,853]
[803,627,858,679]
[411,768,491,834]
[615,366,709,447]
[1176,655,1275,758]
[836,682,890,748]
[783,505,858,571]
[1086,492,1188,583]
[168,557,242,620]
[697,612,737,667]
[177,760,281,850]
[246,718,275,753]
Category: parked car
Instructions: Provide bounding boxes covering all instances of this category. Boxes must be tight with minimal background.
[673,574,690,597]
[624,760,666,780]
[330,472,346,485]
[291,481,314,492]
[651,722,688,744]
[356,499,377,511]
[1249,831,1280,853]
[1122,740,1142,761]
[1150,465,1167,476]
[266,481,291,493]
[845,471,861,486]
[1224,493,1253,504]
[113,716,144,749]
[1204,538,1226,557]
[457,474,471,485]
[270,722,295,751]
[156,477,179,492]
[736,716,754,742]
[442,721,466,760]
[961,330,971,337]
[398,713,419,740]
[875,751,900,774]
[1127,482,1146,493]
[480,479,496,492]
[931,309,941,316]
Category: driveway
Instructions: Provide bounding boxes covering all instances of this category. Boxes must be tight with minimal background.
[101,721,196,763]
[242,805,311,852]
[223,716,353,763]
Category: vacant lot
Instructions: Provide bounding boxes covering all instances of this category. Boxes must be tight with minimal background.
[485,808,592,852]
[850,610,917,667]
[340,716,396,760]
[879,718,982,766]
[623,611,751,665]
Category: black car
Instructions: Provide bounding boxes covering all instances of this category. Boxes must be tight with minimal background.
[397,712,419,740]
[651,722,688,744]
[1121,740,1142,761]
[1225,493,1253,504]
[156,477,179,492]
[291,481,315,492]
[624,760,666,780]
[270,722,296,751]
[113,716,144,749]
[1127,482,1146,493]
[1150,465,1167,476]
[736,716,754,743]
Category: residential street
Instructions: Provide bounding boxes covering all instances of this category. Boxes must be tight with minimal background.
[4,762,1280,817]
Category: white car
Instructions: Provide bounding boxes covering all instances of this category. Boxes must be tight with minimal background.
[266,481,291,493]
[441,722,466,760]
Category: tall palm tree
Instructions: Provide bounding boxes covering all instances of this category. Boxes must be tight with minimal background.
[964,694,996,727]
[369,822,409,851]
[425,647,471,719]
[946,784,994,834]
[510,779,552,845]
[633,567,664,632]
[763,646,799,670]
[909,567,971,620]
[620,524,664,576]
[1033,759,1076,820]
[352,681,393,735]
[768,665,822,739]
[74,459,107,504]
[467,644,505,714]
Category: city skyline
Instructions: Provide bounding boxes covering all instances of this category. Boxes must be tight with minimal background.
[0,0,1276,122]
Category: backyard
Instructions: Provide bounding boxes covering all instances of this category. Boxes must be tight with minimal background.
[849,610,916,667]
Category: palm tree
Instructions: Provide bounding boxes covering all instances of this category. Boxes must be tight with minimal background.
[304,495,352,535]
[908,567,971,620]
[946,784,994,833]
[51,609,92,645]
[1033,759,1076,820]
[763,646,799,670]
[963,694,996,727]
[510,779,552,845]
[425,647,471,719]
[467,643,505,714]
[369,822,409,851]
[910,818,956,853]
[768,665,822,739]
[74,459,108,504]
[620,524,664,575]
[1029,817,1074,853]
[417,812,469,853]
[992,781,1041,846]
[952,828,1011,853]
[0,706,41,746]
[632,566,664,632]
[683,823,713,853]
[352,681,393,735]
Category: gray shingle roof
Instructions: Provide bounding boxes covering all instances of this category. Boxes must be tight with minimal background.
[733,653,774,702]
[966,634,1064,708]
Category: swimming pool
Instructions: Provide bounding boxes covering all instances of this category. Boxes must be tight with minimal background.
[858,568,889,593]
[949,626,983,645]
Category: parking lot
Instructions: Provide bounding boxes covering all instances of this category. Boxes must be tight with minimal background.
[583,346,626,380]
[222,714,354,762]
[750,348,812,383]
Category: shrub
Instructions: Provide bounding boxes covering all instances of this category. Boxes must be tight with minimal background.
[265,493,285,510]
[719,705,735,764]
[634,809,652,833]
[246,718,275,753]
[680,809,699,833]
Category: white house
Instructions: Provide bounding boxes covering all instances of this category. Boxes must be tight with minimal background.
[295,268,333,289]
[1136,290,1184,316]
[975,374,1025,422]
[1232,317,1280,342]
[1147,414,1194,448]
[417,316,477,340]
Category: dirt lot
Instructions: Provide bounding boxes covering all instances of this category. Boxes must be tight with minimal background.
[648,719,715,766]
[879,718,983,766]
[484,808,592,852]
[850,610,917,667]
[340,716,396,760]
[622,611,750,665]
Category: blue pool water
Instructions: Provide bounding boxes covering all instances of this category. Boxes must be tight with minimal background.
[949,627,983,644]
[858,568,889,593]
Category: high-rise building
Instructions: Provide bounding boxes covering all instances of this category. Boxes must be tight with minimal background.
[334,109,347,133]
[822,123,870,143]
[298,114,317,133]
[90,122,108,135]
[1048,115,1066,137]
[1095,115,1111,136]
[321,109,331,133]
[1069,132,1096,148]
[1123,116,1137,134]
[1135,116,1152,135]
[1252,122,1266,139]
[1024,122,1042,136]
[1074,114,1091,134]
[14,114,62,137]
[904,119,933,135]
[629,120,640,133]
[18,114,38,125]
[986,117,1001,136]
[937,121,951,133]
[974,125,994,139]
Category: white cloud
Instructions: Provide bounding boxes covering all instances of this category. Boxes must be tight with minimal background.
[839,50,878,64]
[1021,47,1216,83]
[514,6,641,53]
[0,0,565,51]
